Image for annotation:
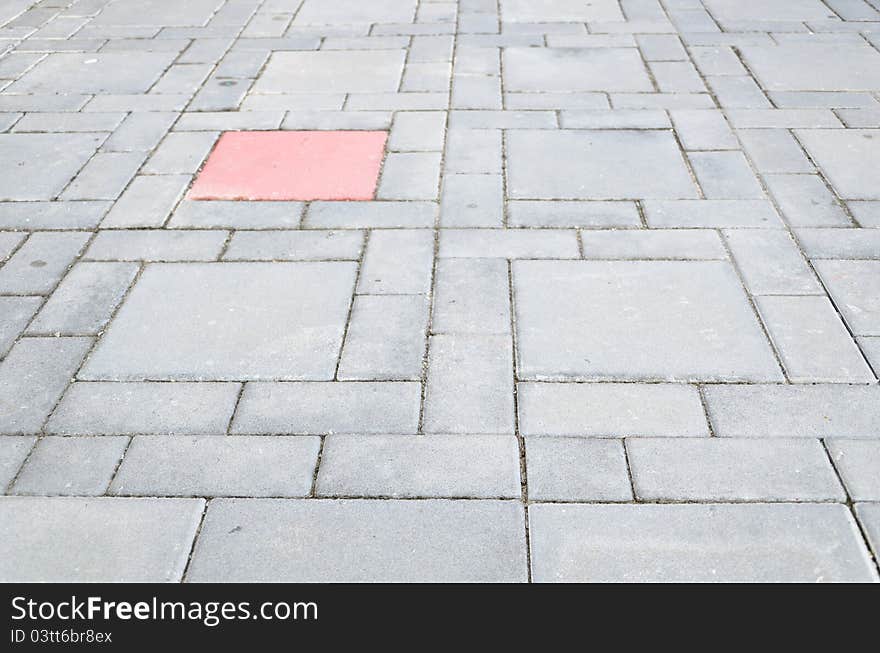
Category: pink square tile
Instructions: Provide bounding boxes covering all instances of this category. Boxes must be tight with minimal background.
[189,130,388,201]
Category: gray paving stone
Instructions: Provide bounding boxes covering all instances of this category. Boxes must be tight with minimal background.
[0,337,91,434]
[769,91,878,110]
[8,51,177,94]
[81,263,356,381]
[756,295,874,383]
[358,229,434,294]
[514,260,782,382]
[0,296,41,357]
[281,110,392,131]
[628,437,845,502]
[737,129,814,173]
[317,435,521,499]
[827,440,880,502]
[254,50,405,94]
[689,45,745,75]
[740,43,880,92]
[224,230,364,261]
[849,201,880,228]
[432,258,510,335]
[306,201,435,229]
[423,334,514,434]
[529,503,877,582]
[377,152,441,200]
[0,231,90,295]
[85,94,190,112]
[111,435,321,498]
[0,133,103,200]
[12,435,128,496]
[507,201,641,228]
[643,199,783,228]
[338,295,428,381]
[610,93,715,110]
[796,129,880,200]
[143,131,217,174]
[0,496,204,582]
[859,336,880,371]
[150,63,213,96]
[231,382,421,435]
[689,151,765,199]
[0,436,34,490]
[518,382,707,437]
[0,231,24,261]
[84,230,226,262]
[0,201,109,231]
[101,111,177,152]
[501,0,622,21]
[101,174,189,228]
[702,0,833,22]
[725,109,841,129]
[388,111,446,152]
[670,109,737,150]
[46,381,239,435]
[440,173,504,227]
[855,503,880,560]
[12,111,126,133]
[525,437,632,502]
[503,47,651,92]
[170,200,303,229]
[188,498,527,582]
[91,0,223,26]
[559,109,669,129]
[724,228,821,296]
[764,173,851,227]
[505,91,608,110]
[814,260,880,336]
[706,75,771,109]
[445,128,501,174]
[60,151,147,201]
[448,110,556,129]
[636,33,687,61]
[836,108,880,129]
[27,262,137,335]
[439,229,579,258]
[294,0,417,25]
[507,130,698,200]
[0,95,91,113]
[580,229,727,260]
[649,60,706,93]
[704,384,880,438]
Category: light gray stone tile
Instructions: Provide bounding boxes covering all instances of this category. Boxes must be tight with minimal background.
[649,60,705,93]
[725,109,842,129]
[580,229,727,260]
[0,496,204,581]
[628,437,845,502]
[848,201,880,228]
[100,174,189,228]
[294,0,418,26]
[670,109,737,150]
[503,47,651,92]
[0,296,41,357]
[814,260,880,336]
[505,91,608,110]
[836,108,880,129]
[232,382,421,434]
[855,502,880,561]
[432,258,510,334]
[796,129,880,200]
[559,109,669,129]
[142,131,217,174]
[764,174,851,227]
[388,111,446,152]
[253,50,405,93]
[60,151,147,201]
[737,129,814,174]
[0,231,90,295]
[525,437,632,501]
[769,91,878,109]
[704,384,880,438]
[423,334,514,434]
[0,202,109,230]
[689,151,765,199]
[439,229,579,258]
[170,200,303,229]
[445,128,502,174]
[514,260,782,382]
[12,435,128,496]
[448,110,556,129]
[0,232,24,261]
[338,295,429,381]
[12,111,126,133]
[187,498,527,582]
[518,382,707,437]
[529,503,877,582]
[723,229,821,295]
[859,336,880,371]
[0,133,103,200]
[317,434,521,498]
[636,33,687,61]
[757,295,874,383]
[84,230,226,262]
[507,201,641,228]
[610,93,715,110]
[739,42,880,92]
[706,75,771,109]
[85,94,190,112]
[27,262,138,335]
[101,111,177,152]
[358,229,434,294]
[46,382,240,435]
[306,201,435,229]
[0,436,35,490]
[377,152,441,200]
[689,46,745,75]
[501,0,623,22]
[440,173,503,227]
[827,440,880,502]
[224,230,364,261]
[507,129,699,200]
[643,199,783,228]
[111,435,321,497]
[80,263,357,381]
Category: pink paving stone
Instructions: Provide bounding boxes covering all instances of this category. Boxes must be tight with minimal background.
[188,130,388,201]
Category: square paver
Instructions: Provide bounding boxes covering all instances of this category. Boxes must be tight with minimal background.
[503,48,652,93]
[739,44,880,92]
[189,131,388,201]
[795,129,880,200]
[79,262,357,381]
[0,134,103,201]
[252,51,406,94]
[506,130,699,200]
[814,260,880,336]
[8,52,178,94]
[500,0,624,23]
[513,260,782,382]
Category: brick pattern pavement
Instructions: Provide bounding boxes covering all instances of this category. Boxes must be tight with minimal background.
[1,0,879,582]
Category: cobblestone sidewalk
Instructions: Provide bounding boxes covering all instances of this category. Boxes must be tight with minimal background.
[1,0,880,582]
